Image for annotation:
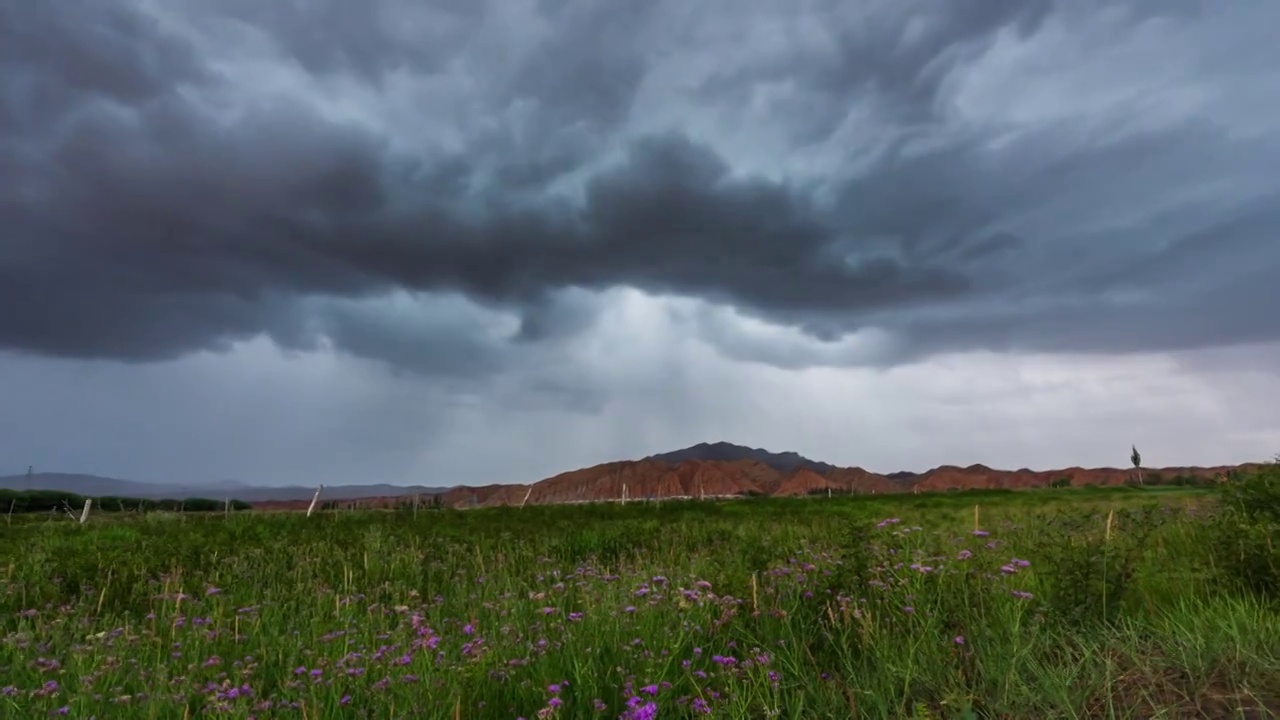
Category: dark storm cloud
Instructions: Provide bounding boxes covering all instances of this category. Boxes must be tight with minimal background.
[511,290,604,343]
[906,197,1280,357]
[303,295,513,379]
[694,0,1057,143]
[0,1,208,134]
[2,0,1278,374]
[507,1,650,132]
[200,0,485,80]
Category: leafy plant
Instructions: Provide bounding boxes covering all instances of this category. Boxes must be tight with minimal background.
[1029,507,1162,628]
[1209,458,1280,597]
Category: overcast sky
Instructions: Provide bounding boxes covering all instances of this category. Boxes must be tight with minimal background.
[2,0,1279,486]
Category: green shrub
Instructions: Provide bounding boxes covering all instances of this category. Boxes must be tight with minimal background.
[1029,506,1163,628]
[1209,459,1280,597]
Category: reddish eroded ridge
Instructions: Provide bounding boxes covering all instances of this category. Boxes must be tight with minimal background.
[251,458,1260,511]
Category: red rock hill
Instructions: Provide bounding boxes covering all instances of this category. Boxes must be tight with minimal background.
[256,456,1257,510]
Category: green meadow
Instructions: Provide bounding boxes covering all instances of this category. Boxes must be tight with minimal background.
[1,473,1277,719]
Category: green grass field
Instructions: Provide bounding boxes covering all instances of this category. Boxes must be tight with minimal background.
[1,483,1277,719]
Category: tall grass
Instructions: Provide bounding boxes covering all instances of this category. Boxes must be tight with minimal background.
[0,486,1275,718]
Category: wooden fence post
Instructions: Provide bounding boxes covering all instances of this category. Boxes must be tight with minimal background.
[307,485,324,518]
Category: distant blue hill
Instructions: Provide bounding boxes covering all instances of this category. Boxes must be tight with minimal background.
[0,472,450,502]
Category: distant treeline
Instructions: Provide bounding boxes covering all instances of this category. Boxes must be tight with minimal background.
[0,489,252,514]
[1046,471,1232,490]
[320,495,445,512]
[795,472,1231,496]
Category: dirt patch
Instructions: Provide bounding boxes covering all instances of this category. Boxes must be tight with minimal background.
[1084,659,1278,719]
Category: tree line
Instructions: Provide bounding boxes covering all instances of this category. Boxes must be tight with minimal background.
[0,489,251,514]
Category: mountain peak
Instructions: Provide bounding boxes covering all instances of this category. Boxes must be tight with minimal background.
[644,442,838,473]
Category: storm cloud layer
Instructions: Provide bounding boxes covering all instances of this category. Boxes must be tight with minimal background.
[4,1,1280,486]
[4,0,1278,379]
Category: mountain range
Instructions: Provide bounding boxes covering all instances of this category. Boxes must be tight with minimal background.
[0,472,447,503]
[3,443,1254,510]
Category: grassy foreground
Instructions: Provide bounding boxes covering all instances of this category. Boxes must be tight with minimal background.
[1,485,1277,719]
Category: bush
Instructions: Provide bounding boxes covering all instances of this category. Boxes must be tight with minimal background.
[1029,506,1163,628]
[1209,459,1280,598]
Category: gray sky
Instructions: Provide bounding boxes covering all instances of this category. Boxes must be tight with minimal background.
[2,0,1278,486]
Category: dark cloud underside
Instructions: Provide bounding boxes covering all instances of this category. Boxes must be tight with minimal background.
[2,0,1278,374]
